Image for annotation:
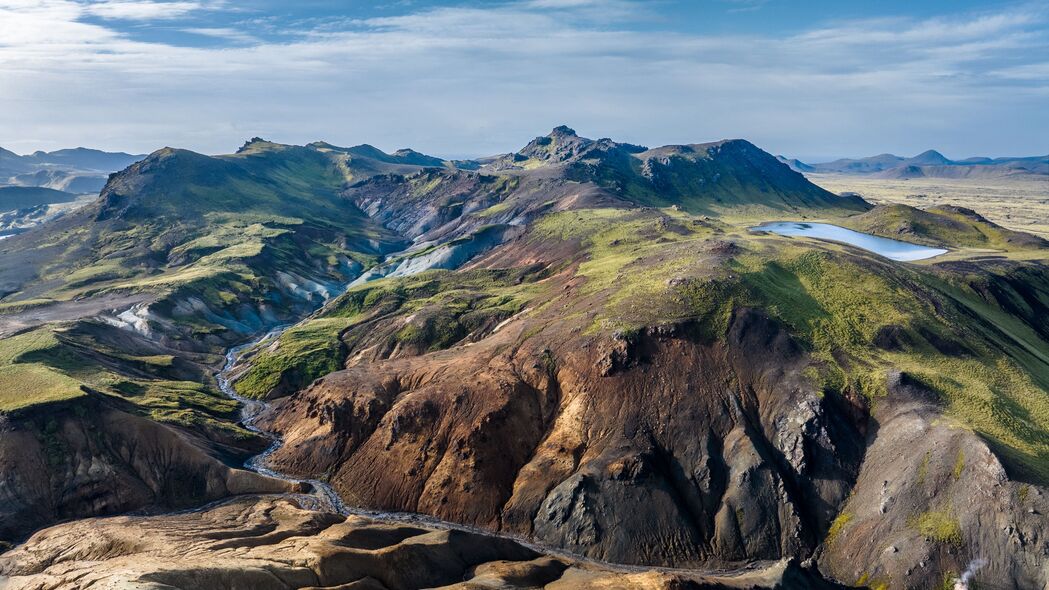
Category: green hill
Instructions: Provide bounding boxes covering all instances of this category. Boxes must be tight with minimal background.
[845,203,1049,250]
[0,140,411,342]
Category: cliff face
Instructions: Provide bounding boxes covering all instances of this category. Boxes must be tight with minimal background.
[822,372,1049,589]
[258,307,866,568]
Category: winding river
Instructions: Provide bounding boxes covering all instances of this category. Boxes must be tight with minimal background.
[213,320,774,578]
[217,328,349,514]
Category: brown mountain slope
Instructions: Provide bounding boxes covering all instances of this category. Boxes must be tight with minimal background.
[245,206,1049,588]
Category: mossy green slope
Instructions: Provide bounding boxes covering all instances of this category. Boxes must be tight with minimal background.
[0,322,246,440]
[844,203,1048,250]
[233,265,543,399]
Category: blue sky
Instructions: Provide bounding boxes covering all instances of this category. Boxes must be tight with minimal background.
[1,0,1046,161]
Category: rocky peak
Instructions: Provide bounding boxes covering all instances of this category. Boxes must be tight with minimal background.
[511,126,595,166]
[236,137,283,154]
[549,125,577,138]
[909,149,950,165]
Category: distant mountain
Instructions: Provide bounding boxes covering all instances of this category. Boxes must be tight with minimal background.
[26,147,143,171]
[10,169,111,193]
[906,149,951,166]
[787,150,1048,179]
[0,186,78,211]
[776,156,814,172]
[0,146,145,195]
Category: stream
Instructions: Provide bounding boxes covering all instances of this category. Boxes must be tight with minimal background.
[213,324,774,578]
[217,327,349,514]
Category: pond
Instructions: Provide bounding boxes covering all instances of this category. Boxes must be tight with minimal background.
[751,221,948,261]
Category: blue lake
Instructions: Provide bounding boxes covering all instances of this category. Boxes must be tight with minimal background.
[751,222,948,262]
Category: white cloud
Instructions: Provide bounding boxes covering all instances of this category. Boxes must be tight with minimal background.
[182,26,257,43]
[82,0,205,20]
[0,0,1045,160]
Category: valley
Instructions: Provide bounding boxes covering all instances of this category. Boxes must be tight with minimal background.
[0,128,1047,590]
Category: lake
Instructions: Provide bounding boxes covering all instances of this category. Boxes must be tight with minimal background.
[751,222,948,262]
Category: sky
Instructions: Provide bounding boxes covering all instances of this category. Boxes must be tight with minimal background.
[0,0,1046,162]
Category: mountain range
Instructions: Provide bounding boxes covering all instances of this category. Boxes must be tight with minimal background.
[778,150,1049,179]
[0,127,1046,590]
[0,146,144,194]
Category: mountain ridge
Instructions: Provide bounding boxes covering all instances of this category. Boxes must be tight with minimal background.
[778,150,1049,179]
[0,145,146,196]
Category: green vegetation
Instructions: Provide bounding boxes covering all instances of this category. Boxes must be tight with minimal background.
[0,324,245,437]
[475,201,512,218]
[0,330,86,411]
[844,203,1047,251]
[918,452,931,485]
[233,318,351,399]
[953,450,965,479]
[856,569,890,589]
[826,512,853,545]
[528,207,1049,483]
[0,364,85,411]
[234,266,544,399]
[910,508,963,545]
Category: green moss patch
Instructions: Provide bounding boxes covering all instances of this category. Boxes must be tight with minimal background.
[826,512,853,545]
[910,509,963,545]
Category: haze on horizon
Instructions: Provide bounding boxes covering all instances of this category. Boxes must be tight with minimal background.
[1,0,1047,162]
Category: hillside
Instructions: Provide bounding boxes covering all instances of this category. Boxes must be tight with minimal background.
[844,204,1049,250]
[1,128,1047,590]
[240,202,1049,588]
[0,141,410,333]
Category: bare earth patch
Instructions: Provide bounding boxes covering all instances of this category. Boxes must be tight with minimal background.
[0,292,155,338]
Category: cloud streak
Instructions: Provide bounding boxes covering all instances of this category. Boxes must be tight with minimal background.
[84,0,207,20]
[0,0,1045,160]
